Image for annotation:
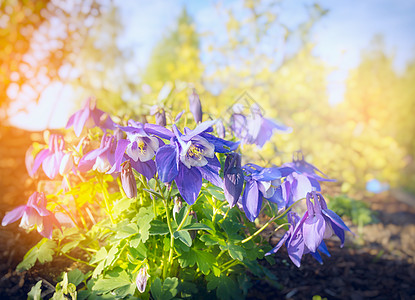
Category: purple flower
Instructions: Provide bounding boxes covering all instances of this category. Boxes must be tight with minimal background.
[230,104,291,148]
[77,133,117,173]
[31,134,65,179]
[282,153,336,192]
[109,121,170,179]
[121,160,137,199]
[223,153,244,208]
[301,192,352,252]
[265,211,330,267]
[150,105,167,127]
[2,192,60,239]
[241,163,282,221]
[273,155,336,210]
[66,97,115,137]
[156,120,238,205]
[189,89,203,123]
[136,265,149,293]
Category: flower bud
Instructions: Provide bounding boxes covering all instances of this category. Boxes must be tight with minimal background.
[189,88,203,123]
[121,160,137,198]
[216,120,226,138]
[59,153,74,176]
[155,108,166,127]
[224,153,244,208]
[136,265,149,293]
[172,197,182,221]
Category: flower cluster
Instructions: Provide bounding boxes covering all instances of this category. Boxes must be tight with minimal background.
[2,89,352,299]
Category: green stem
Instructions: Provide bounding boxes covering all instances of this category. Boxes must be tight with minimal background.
[221,260,241,273]
[240,216,276,244]
[239,199,302,244]
[99,175,115,224]
[61,252,95,267]
[64,175,88,230]
[117,176,127,198]
[162,199,174,280]
[176,206,192,231]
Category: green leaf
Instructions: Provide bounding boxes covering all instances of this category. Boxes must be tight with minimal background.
[150,277,178,300]
[220,243,246,261]
[135,206,154,244]
[115,223,139,239]
[221,219,244,241]
[149,220,169,235]
[89,247,107,265]
[181,223,212,231]
[175,206,189,226]
[92,270,135,297]
[178,248,215,275]
[200,234,224,246]
[17,238,56,272]
[207,274,242,300]
[60,240,80,254]
[67,269,84,286]
[204,186,225,200]
[27,280,42,300]
[173,230,192,247]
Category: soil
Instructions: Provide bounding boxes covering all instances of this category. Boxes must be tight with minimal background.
[1,126,415,299]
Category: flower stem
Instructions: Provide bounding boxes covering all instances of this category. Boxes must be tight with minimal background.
[176,206,191,231]
[64,175,88,230]
[61,252,95,267]
[162,198,175,280]
[99,175,115,224]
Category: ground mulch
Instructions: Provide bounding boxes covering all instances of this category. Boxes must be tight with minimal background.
[1,126,415,299]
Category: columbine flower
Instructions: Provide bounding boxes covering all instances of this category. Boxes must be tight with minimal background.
[241,163,282,221]
[189,89,203,123]
[136,265,149,293]
[31,134,65,179]
[150,105,167,127]
[2,192,60,239]
[121,160,137,198]
[282,152,336,192]
[230,104,291,148]
[109,120,171,179]
[59,152,74,176]
[156,120,239,205]
[66,97,115,137]
[265,212,330,267]
[223,153,244,208]
[273,155,336,211]
[302,191,352,251]
[77,133,117,173]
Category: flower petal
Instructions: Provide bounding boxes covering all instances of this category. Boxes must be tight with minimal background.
[198,165,223,188]
[156,145,179,183]
[265,229,291,256]
[2,205,26,226]
[131,159,156,180]
[175,164,202,205]
[73,106,90,137]
[242,180,262,222]
[303,214,326,253]
[200,132,240,153]
[32,149,50,176]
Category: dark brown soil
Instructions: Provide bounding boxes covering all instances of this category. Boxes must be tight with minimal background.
[1,126,415,299]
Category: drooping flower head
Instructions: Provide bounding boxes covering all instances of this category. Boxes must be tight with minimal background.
[121,160,137,199]
[241,163,282,221]
[77,133,117,173]
[189,88,203,123]
[136,265,149,293]
[31,134,66,179]
[223,153,244,208]
[150,105,167,127]
[66,97,115,137]
[156,120,239,205]
[2,192,60,239]
[273,153,336,210]
[230,103,291,148]
[302,191,352,250]
[265,211,331,267]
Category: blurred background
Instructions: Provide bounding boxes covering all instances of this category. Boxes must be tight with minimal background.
[1,0,415,197]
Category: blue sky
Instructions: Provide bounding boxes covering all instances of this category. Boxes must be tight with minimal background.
[9,0,415,129]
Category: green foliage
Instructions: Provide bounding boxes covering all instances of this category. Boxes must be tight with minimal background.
[17,238,56,272]
[327,195,376,227]
[27,280,42,300]
[150,277,179,300]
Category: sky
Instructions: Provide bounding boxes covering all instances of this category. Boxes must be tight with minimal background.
[9,0,415,130]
